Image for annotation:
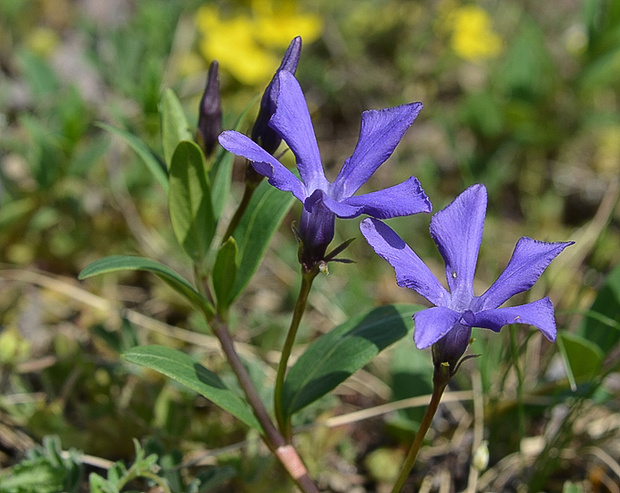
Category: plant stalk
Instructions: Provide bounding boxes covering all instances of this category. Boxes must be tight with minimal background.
[211,315,319,492]
[221,162,261,243]
[274,269,318,441]
[390,368,450,493]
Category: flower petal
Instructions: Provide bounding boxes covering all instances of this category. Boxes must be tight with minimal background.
[413,306,462,349]
[429,184,486,297]
[360,218,448,306]
[332,103,423,198]
[251,36,302,155]
[478,238,574,310]
[473,297,557,341]
[342,177,432,218]
[270,71,328,191]
[218,130,306,201]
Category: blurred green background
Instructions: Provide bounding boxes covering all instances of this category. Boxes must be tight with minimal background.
[1,0,619,491]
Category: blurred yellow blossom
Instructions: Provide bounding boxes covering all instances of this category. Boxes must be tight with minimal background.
[25,27,61,57]
[195,1,322,85]
[438,2,503,61]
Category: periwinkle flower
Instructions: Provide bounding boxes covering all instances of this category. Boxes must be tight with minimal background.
[360,184,572,373]
[251,36,302,156]
[219,71,431,270]
[197,61,222,157]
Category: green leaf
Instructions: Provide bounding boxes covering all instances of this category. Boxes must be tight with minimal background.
[97,122,168,191]
[231,181,295,302]
[0,460,65,493]
[123,345,261,430]
[208,94,259,218]
[558,332,604,389]
[168,141,216,263]
[213,237,238,310]
[209,148,234,219]
[160,89,193,170]
[79,255,214,316]
[282,304,419,419]
[577,261,620,354]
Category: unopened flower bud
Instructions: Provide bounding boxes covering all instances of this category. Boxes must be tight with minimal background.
[250,36,302,156]
[197,60,222,157]
[472,441,489,471]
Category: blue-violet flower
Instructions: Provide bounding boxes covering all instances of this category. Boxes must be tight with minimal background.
[197,60,222,157]
[360,184,573,371]
[251,36,302,156]
[219,71,431,269]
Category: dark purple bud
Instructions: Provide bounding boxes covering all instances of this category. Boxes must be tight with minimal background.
[431,322,472,374]
[197,61,222,157]
[251,36,302,155]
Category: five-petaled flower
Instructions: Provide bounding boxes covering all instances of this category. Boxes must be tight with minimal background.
[219,71,432,270]
[360,184,572,372]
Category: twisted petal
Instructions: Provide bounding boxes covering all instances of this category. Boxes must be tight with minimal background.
[342,177,432,218]
[413,306,462,349]
[333,103,423,198]
[360,218,448,306]
[251,36,302,154]
[478,238,574,310]
[429,184,486,297]
[270,71,327,191]
[473,297,557,341]
[218,131,306,201]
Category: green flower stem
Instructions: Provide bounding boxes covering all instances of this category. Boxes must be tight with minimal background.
[211,315,319,493]
[221,162,261,243]
[274,269,319,441]
[390,365,450,493]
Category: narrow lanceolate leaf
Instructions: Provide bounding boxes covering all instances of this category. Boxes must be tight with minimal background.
[213,237,238,310]
[209,95,260,219]
[230,181,295,302]
[209,148,234,219]
[557,332,604,390]
[96,122,168,191]
[161,89,193,170]
[79,255,214,316]
[169,141,216,263]
[577,261,620,355]
[123,345,261,430]
[282,304,421,419]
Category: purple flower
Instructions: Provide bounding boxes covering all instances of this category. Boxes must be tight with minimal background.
[251,36,302,156]
[197,60,222,157]
[219,71,431,268]
[360,184,573,370]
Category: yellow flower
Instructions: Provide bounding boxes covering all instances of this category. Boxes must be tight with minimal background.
[25,27,60,58]
[438,3,503,61]
[195,1,322,86]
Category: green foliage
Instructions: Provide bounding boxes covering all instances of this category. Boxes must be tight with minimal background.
[0,436,82,493]
[88,439,168,493]
[213,237,238,312]
[123,345,262,430]
[230,181,296,303]
[79,255,214,316]
[160,89,194,170]
[558,332,604,388]
[578,261,620,356]
[168,141,216,263]
[282,304,420,419]
[97,122,169,191]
